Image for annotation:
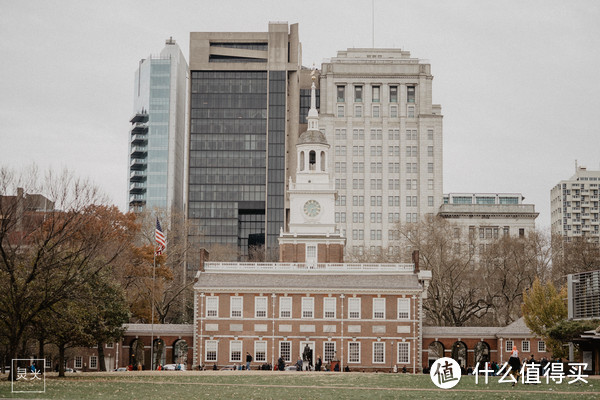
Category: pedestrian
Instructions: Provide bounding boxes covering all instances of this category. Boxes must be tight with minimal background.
[246,352,253,371]
[315,356,322,371]
[508,346,520,386]
[277,357,285,372]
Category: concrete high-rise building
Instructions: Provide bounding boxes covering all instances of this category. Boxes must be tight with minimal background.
[187,22,303,258]
[319,49,443,256]
[551,166,600,242]
[128,38,188,215]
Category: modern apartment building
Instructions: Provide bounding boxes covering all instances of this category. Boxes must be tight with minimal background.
[319,49,443,256]
[439,193,539,240]
[187,22,304,258]
[550,166,600,242]
[128,38,188,215]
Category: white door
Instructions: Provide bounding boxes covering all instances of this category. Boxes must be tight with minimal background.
[299,341,315,370]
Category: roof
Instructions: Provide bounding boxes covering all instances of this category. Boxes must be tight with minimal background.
[423,326,500,338]
[496,318,535,337]
[298,129,327,145]
[194,272,421,293]
[124,323,194,336]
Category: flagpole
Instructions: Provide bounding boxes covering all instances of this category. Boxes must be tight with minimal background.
[150,250,156,371]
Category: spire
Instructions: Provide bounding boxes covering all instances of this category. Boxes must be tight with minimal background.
[307,65,319,131]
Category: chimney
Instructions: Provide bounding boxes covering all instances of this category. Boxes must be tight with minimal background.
[411,250,420,273]
[198,248,209,272]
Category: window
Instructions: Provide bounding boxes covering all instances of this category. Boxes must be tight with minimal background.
[89,356,98,369]
[370,146,382,156]
[406,129,417,140]
[428,196,434,207]
[335,146,346,156]
[354,85,363,102]
[354,105,362,117]
[397,298,410,319]
[206,340,218,362]
[352,212,364,223]
[428,163,434,173]
[279,296,292,318]
[522,340,530,353]
[352,146,364,156]
[280,341,291,362]
[206,296,218,317]
[370,129,382,140]
[389,146,400,157]
[348,342,361,363]
[255,296,267,318]
[407,86,415,103]
[373,342,385,363]
[255,341,267,362]
[388,129,400,140]
[324,297,336,319]
[353,179,364,190]
[353,129,365,140]
[503,226,510,236]
[370,162,382,173]
[370,229,382,240]
[427,129,434,140]
[348,297,361,319]
[106,342,114,349]
[538,341,546,352]
[406,146,417,157]
[428,146,434,157]
[372,85,380,102]
[390,105,398,118]
[408,106,415,118]
[353,196,364,206]
[428,179,434,190]
[230,296,243,318]
[324,342,336,362]
[505,340,514,352]
[335,195,346,206]
[389,85,398,102]
[373,298,386,319]
[398,342,410,364]
[337,85,345,102]
[388,196,400,206]
[230,340,242,362]
[302,297,314,318]
[45,359,52,368]
[370,179,382,190]
[372,105,380,117]
[335,178,346,189]
[519,228,525,237]
[75,356,83,369]
[337,105,344,117]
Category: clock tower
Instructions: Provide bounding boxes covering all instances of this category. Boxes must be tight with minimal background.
[279,72,345,264]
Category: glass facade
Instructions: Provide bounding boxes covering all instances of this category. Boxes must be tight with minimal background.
[190,70,283,255]
[299,88,320,123]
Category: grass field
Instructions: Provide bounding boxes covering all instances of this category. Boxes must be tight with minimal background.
[1,371,599,399]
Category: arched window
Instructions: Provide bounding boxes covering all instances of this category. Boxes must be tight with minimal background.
[451,341,468,369]
[428,341,445,368]
[129,339,145,369]
[153,339,166,370]
[173,339,189,365]
[299,151,305,171]
[320,151,326,171]
[474,341,490,366]
[309,151,316,170]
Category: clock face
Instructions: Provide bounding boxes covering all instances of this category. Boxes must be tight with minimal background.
[303,200,321,217]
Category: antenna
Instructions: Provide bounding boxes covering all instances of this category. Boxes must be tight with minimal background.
[372,0,375,48]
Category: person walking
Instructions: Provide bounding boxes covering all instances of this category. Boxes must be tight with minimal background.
[245,352,253,371]
[508,346,521,386]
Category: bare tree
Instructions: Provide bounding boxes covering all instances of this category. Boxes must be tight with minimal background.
[550,234,600,286]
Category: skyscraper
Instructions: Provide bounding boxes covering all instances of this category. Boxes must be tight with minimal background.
[128,38,188,215]
[187,22,302,258]
[319,49,443,256]
[551,166,600,242]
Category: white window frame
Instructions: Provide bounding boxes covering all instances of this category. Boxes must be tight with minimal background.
[206,296,219,318]
[397,298,410,320]
[75,356,83,369]
[348,297,361,319]
[302,297,314,319]
[229,340,242,362]
[505,340,514,352]
[279,296,292,319]
[354,105,362,117]
[324,341,336,362]
[538,341,546,352]
[373,342,385,364]
[323,297,336,319]
[255,296,267,318]
[348,342,361,363]
[390,105,398,118]
[398,342,410,364]
[89,355,98,369]
[230,296,243,318]
[372,105,380,117]
[45,358,52,368]
[337,105,344,117]
[205,340,218,362]
[106,342,114,349]
[254,340,267,363]
[280,341,291,363]
[522,340,530,353]
[373,298,386,319]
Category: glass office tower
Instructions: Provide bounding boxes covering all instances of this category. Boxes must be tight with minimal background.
[188,23,301,259]
[128,39,188,215]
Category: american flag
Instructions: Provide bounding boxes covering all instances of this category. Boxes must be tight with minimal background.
[155,218,166,255]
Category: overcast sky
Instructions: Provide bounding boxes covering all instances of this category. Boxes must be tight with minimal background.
[1,0,598,230]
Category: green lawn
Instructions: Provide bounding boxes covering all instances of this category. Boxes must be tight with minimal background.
[0,371,598,399]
